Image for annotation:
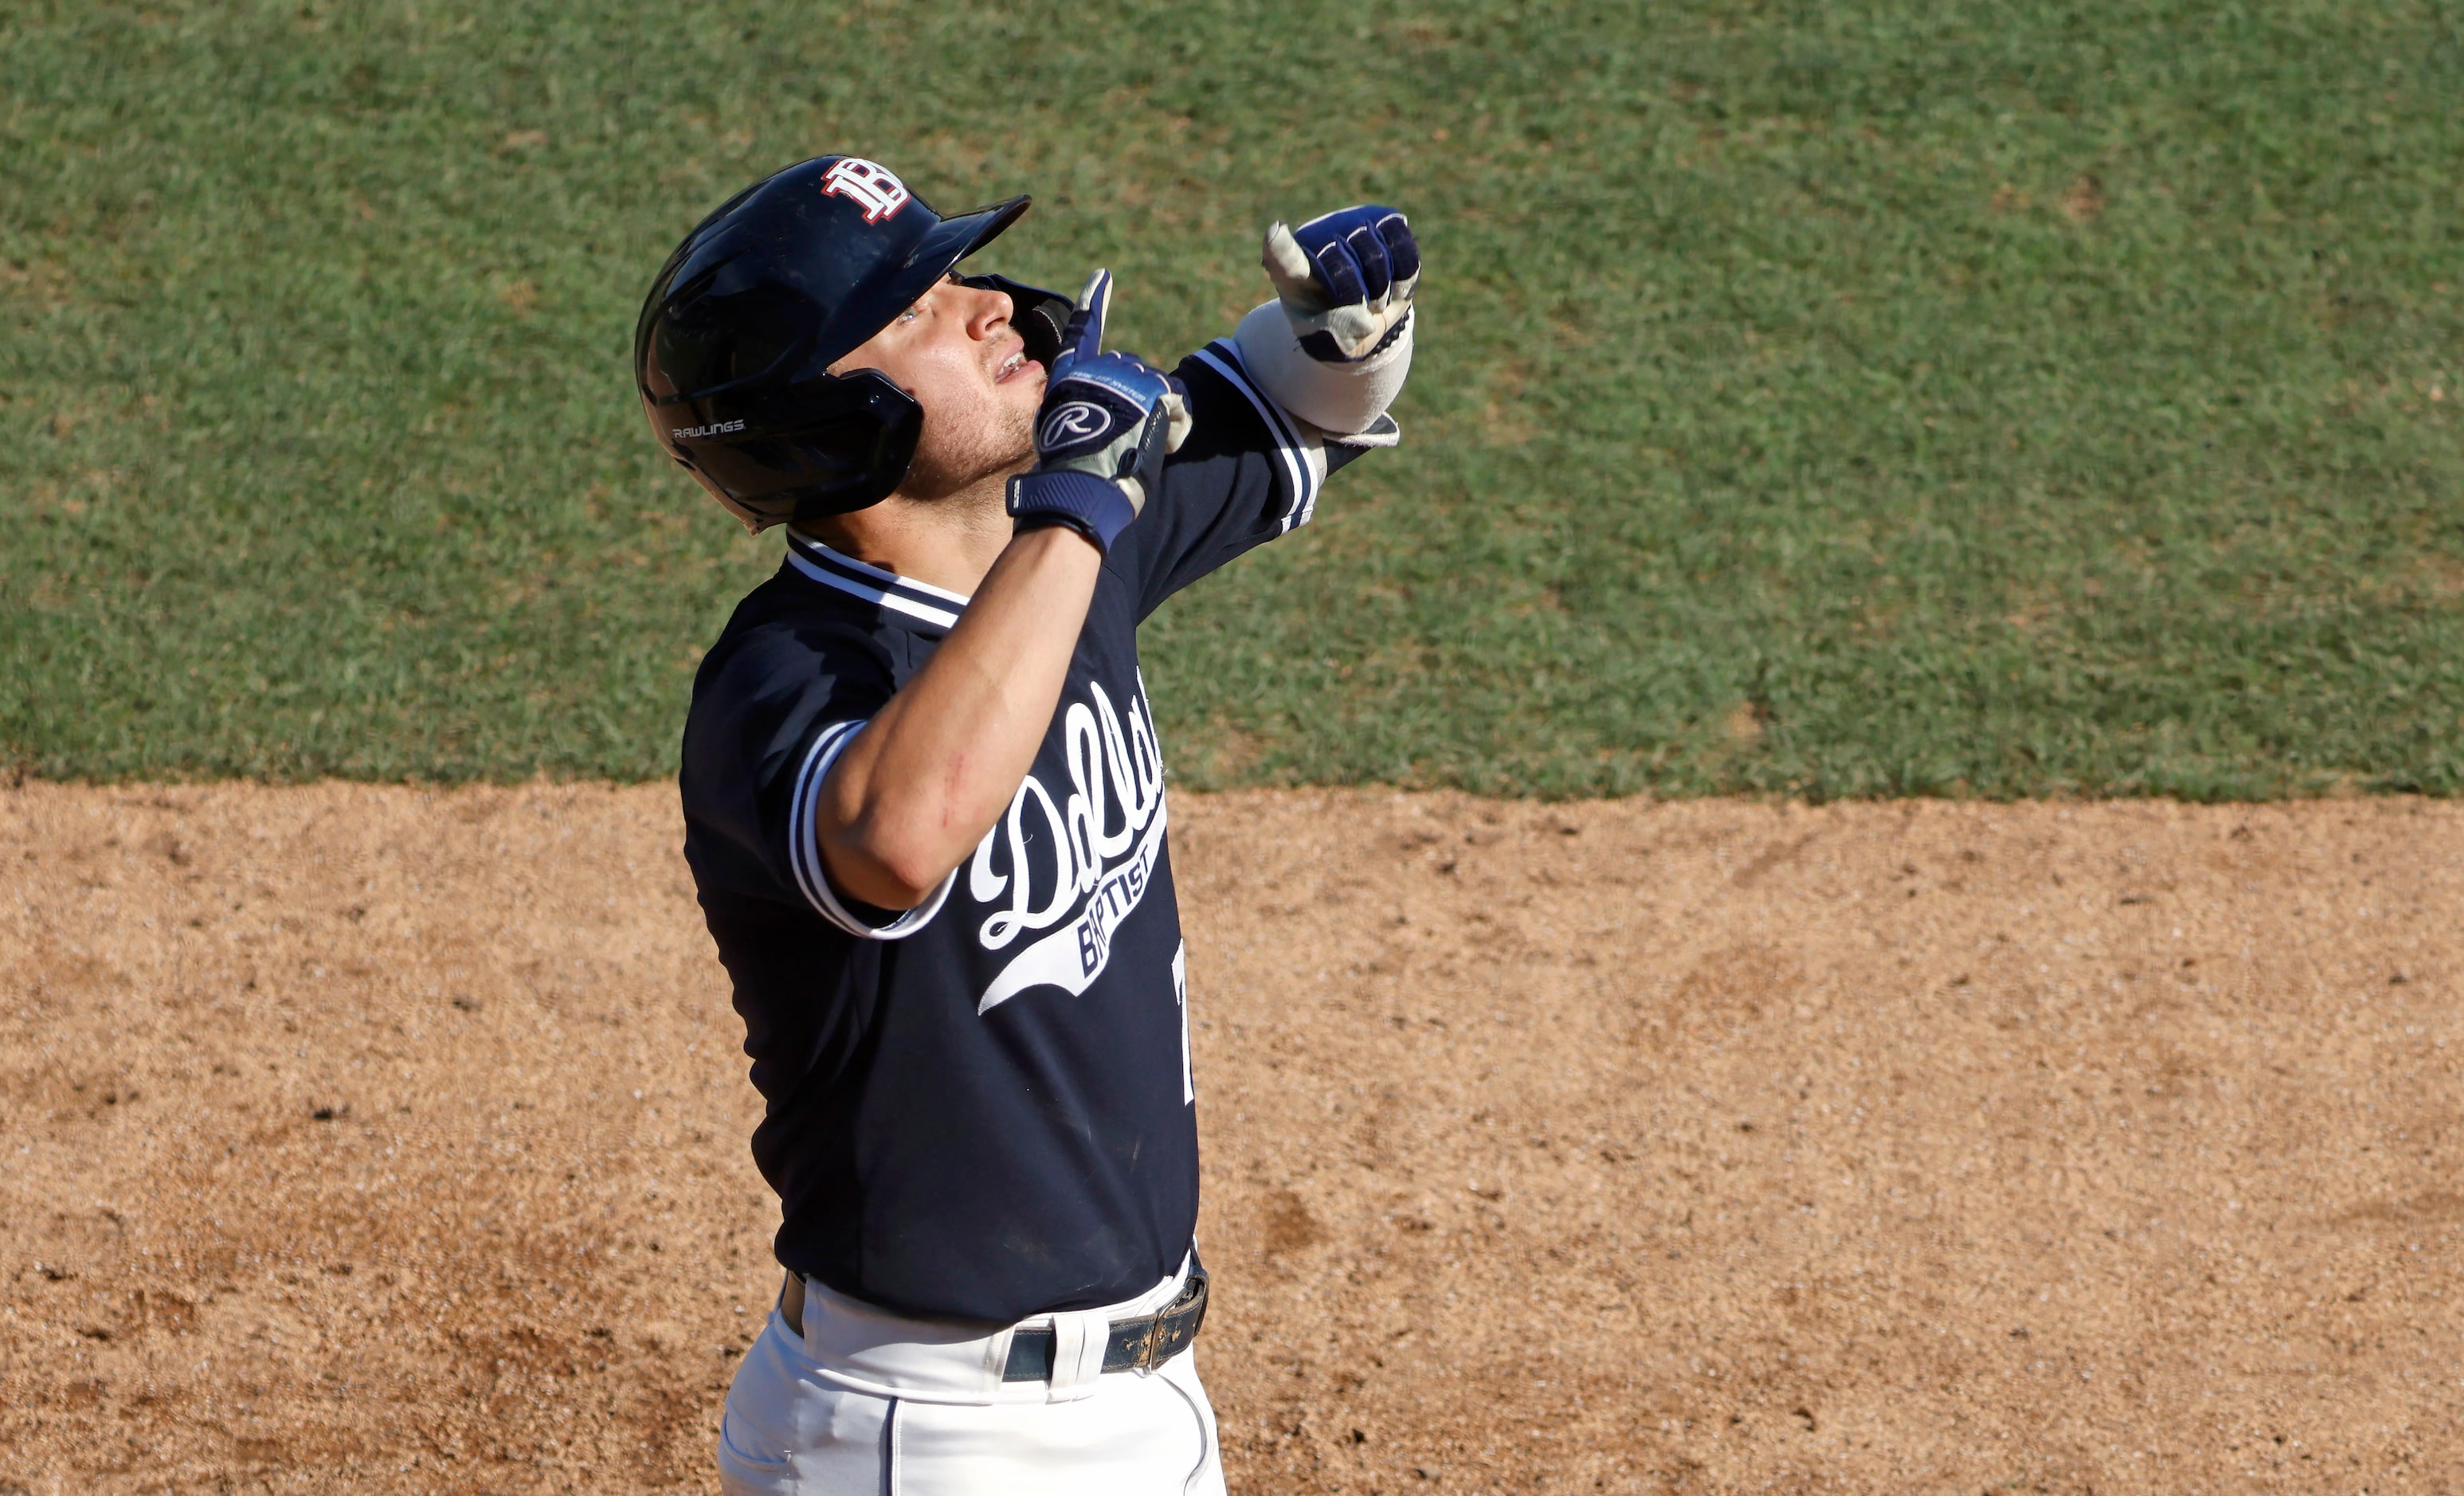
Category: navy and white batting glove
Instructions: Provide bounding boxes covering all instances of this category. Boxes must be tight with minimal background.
[1261,205,1420,364]
[1005,269,1191,555]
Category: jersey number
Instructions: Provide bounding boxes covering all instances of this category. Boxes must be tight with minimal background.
[1173,942,1194,1106]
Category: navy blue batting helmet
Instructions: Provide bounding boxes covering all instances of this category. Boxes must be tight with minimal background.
[634,156,1071,531]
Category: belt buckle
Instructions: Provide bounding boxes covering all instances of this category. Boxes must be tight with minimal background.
[1130,1270,1203,1371]
[1127,1314,1170,1372]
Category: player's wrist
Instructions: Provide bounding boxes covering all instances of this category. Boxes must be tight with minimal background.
[1011,513,1111,558]
[1261,205,1419,362]
[1010,515,1107,554]
[1006,469,1140,556]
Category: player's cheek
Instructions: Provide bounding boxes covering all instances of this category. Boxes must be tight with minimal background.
[910,354,976,425]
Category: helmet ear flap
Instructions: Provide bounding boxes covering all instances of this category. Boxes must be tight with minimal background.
[660,368,924,532]
[786,369,923,523]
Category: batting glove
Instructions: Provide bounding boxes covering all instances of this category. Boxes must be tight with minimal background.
[1005,269,1191,555]
[1261,206,1420,363]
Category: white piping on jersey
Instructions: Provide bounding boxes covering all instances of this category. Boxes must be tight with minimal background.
[1190,339,1324,533]
[797,535,973,605]
[783,533,967,630]
[789,719,954,940]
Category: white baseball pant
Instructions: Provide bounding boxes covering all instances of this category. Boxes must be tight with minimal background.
[716,1257,1225,1496]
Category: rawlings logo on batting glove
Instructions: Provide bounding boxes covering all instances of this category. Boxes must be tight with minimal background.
[1036,400,1114,450]
[1262,205,1419,364]
[1005,269,1191,554]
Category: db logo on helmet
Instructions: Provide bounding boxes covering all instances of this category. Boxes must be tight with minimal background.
[821,159,911,223]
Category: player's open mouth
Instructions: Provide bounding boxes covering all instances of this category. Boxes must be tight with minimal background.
[995,349,1037,385]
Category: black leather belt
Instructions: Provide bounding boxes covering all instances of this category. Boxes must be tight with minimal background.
[1001,1263,1208,1380]
[777,1262,1210,1383]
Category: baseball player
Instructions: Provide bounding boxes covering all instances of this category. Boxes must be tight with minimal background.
[635,155,1417,1494]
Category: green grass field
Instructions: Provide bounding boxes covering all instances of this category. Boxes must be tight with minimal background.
[4,0,2460,796]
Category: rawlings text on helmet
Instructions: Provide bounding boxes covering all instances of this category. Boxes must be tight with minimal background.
[672,418,748,440]
[821,158,911,223]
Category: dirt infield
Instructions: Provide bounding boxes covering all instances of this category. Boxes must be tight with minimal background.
[2,784,2458,1494]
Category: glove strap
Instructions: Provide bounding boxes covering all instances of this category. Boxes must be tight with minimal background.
[1005,470,1138,556]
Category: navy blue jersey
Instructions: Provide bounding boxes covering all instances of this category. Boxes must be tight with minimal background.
[681,339,1367,1325]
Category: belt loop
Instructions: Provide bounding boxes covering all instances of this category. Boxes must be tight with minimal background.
[981,1324,1016,1392]
[1044,1308,1108,1402]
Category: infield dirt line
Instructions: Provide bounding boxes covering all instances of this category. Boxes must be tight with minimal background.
[3,784,2457,1494]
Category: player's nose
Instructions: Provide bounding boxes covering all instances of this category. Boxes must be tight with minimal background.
[962,281,1014,340]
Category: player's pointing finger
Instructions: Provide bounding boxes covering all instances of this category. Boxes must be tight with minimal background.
[1061,268,1114,365]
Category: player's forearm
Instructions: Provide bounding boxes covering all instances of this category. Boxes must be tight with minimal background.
[817,524,1101,908]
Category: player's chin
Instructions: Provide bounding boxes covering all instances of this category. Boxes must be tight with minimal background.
[997,366,1046,419]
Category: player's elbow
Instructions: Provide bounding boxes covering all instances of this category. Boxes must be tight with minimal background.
[814,732,998,910]
[862,834,959,909]
[818,817,958,911]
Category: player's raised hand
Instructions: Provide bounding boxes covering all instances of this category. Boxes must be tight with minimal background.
[1005,270,1190,554]
[1048,266,1115,382]
[1262,206,1419,363]
[1043,270,1192,483]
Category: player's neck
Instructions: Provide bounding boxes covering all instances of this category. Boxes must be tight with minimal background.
[791,472,1016,599]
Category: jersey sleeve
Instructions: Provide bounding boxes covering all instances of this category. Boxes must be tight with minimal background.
[678,618,953,940]
[1115,338,1373,619]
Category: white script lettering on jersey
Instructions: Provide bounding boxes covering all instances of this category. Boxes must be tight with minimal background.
[971,675,1168,1013]
[821,158,911,223]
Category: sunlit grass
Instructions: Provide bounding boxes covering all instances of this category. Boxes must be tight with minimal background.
[4,0,2459,795]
